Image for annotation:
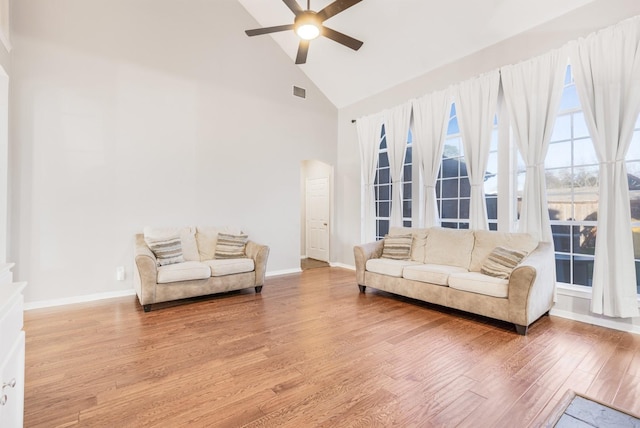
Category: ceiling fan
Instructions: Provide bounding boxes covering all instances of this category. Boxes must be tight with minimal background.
[245,0,363,65]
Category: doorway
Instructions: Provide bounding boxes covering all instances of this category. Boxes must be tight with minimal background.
[300,160,332,268]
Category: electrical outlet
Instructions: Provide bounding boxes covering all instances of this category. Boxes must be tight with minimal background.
[116,266,125,281]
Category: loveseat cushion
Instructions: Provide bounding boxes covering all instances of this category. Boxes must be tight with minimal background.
[402,264,468,286]
[423,227,475,269]
[157,261,211,284]
[365,258,423,278]
[469,230,538,272]
[203,258,255,277]
[448,272,509,298]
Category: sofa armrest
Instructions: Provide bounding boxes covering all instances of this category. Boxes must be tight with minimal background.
[507,241,555,326]
[134,234,158,305]
[353,240,384,285]
[246,241,270,286]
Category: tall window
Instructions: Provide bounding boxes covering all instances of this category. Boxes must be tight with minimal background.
[627,102,640,294]
[436,104,498,230]
[374,126,412,240]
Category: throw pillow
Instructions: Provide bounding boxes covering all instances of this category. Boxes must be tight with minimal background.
[480,246,528,279]
[145,235,185,266]
[381,234,413,260]
[215,233,249,259]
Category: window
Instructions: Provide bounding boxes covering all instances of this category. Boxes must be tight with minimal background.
[436,104,499,230]
[373,125,412,240]
[627,104,640,294]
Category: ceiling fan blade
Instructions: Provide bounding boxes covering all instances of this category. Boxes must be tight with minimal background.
[317,0,362,22]
[321,26,363,51]
[283,0,303,15]
[245,24,294,37]
[295,40,310,64]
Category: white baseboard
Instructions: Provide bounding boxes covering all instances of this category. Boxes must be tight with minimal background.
[25,289,136,311]
[550,307,640,335]
[330,262,355,270]
[266,268,303,277]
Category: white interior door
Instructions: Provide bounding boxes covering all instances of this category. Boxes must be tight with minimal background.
[306,177,330,261]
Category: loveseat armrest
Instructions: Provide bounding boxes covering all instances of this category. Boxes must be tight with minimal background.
[245,241,270,286]
[354,240,384,285]
[507,241,555,328]
[134,234,158,305]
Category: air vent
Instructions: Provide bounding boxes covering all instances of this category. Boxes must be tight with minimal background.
[293,86,306,99]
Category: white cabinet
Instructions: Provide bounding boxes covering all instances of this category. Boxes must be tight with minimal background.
[0,281,25,428]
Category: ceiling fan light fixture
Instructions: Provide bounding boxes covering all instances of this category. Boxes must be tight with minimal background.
[294,12,320,40]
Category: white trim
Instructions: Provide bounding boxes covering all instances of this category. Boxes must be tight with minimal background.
[330,262,355,270]
[556,283,640,306]
[24,289,136,311]
[550,307,640,335]
[266,268,302,277]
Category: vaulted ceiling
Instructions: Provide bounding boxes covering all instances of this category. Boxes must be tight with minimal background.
[238,0,597,108]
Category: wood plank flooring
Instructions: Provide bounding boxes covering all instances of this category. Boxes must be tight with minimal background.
[23,267,640,427]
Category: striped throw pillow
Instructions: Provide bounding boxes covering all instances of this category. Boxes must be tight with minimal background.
[214,233,248,259]
[481,246,528,279]
[145,235,184,266]
[381,234,413,260]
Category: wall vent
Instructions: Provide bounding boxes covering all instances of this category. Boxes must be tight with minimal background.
[293,86,306,99]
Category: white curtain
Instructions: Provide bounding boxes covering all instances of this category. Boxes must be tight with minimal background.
[501,48,568,243]
[411,88,453,227]
[383,102,412,227]
[455,71,500,230]
[356,114,384,243]
[569,16,640,318]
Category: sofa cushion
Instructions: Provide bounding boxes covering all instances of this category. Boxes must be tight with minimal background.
[448,272,509,298]
[481,246,528,279]
[215,233,248,259]
[469,230,538,272]
[203,258,255,277]
[196,226,243,261]
[144,226,200,262]
[145,235,184,266]
[402,264,468,286]
[389,227,429,262]
[423,227,475,269]
[381,234,413,260]
[365,258,422,278]
[157,261,211,284]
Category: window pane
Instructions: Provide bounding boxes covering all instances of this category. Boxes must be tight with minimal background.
[559,85,580,111]
[573,112,590,139]
[460,198,470,218]
[403,164,411,180]
[573,139,598,166]
[546,141,572,168]
[551,224,572,252]
[486,196,497,220]
[378,152,389,168]
[377,220,389,238]
[572,255,594,286]
[441,200,458,219]
[441,178,459,198]
[576,224,596,255]
[403,200,412,217]
[556,256,571,283]
[378,167,390,184]
[460,177,471,198]
[378,202,390,217]
[627,132,640,160]
[551,115,571,142]
[403,182,411,196]
[441,157,460,178]
[377,184,390,201]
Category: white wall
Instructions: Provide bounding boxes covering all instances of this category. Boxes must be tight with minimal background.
[9,0,338,303]
[335,0,640,332]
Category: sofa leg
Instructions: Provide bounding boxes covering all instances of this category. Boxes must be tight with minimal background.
[255,286,263,293]
[515,324,528,335]
[143,304,151,313]
[358,285,366,293]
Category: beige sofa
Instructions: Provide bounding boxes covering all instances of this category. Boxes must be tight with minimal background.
[134,227,269,312]
[354,227,556,335]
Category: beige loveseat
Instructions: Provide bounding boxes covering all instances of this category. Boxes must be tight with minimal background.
[354,227,555,335]
[134,227,269,312]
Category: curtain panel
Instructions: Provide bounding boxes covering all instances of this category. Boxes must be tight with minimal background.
[383,102,412,228]
[411,88,453,228]
[501,48,568,243]
[356,114,384,243]
[569,16,640,318]
[454,71,501,230]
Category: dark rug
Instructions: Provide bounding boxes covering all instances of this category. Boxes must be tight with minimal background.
[546,391,640,427]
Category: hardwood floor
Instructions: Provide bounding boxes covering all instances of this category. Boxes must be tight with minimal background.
[23,267,640,427]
